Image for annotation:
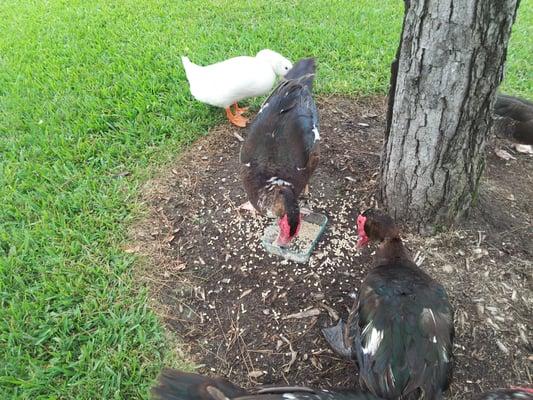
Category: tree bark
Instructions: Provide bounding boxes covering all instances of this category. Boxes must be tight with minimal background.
[381,0,520,233]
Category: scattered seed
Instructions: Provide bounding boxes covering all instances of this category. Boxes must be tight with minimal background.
[248,371,263,378]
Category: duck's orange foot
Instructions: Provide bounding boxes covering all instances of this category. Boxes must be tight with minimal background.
[225,107,248,128]
[233,102,249,116]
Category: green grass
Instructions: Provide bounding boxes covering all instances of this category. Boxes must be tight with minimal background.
[0,1,531,399]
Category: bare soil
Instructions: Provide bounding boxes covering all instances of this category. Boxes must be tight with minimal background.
[131,96,532,399]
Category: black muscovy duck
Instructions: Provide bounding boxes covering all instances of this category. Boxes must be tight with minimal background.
[493,93,533,147]
[151,369,532,400]
[322,209,454,400]
[477,388,533,400]
[151,369,384,400]
[239,58,320,246]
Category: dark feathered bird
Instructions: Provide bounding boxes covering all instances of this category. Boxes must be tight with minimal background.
[151,369,385,400]
[323,209,454,400]
[493,93,533,146]
[476,388,533,400]
[239,58,320,246]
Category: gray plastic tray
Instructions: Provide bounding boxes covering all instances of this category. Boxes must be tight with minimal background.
[261,212,328,263]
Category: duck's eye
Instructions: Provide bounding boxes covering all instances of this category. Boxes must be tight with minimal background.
[285,66,289,70]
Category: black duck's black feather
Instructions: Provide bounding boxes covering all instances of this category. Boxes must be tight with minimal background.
[240,57,320,211]
[354,261,454,400]
[151,369,386,400]
[250,57,317,138]
[284,58,316,90]
[476,388,533,400]
[329,210,454,400]
[151,369,246,400]
[493,93,533,145]
[495,94,533,121]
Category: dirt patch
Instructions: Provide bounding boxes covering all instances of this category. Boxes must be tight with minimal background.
[132,96,532,398]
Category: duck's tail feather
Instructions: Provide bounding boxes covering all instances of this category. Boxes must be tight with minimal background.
[151,369,246,400]
[272,59,316,114]
[494,93,533,122]
[251,61,317,132]
[284,58,316,91]
[181,56,198,82]
[494,93,533,145]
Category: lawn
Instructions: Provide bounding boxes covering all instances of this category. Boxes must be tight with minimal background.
[0,1,531,399]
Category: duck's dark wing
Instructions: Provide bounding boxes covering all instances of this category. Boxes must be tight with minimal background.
[152,369,247,400]
[152,369,386,400]
[240,59,319,173]
[476,388,533,400]
[354,263,454,399]
[493,94,533,145]
[249,387,384,400]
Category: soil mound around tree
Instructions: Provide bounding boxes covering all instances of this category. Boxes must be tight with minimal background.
[132,96,532,399]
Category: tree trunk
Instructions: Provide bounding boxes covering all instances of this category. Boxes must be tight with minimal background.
[381,0,520,233]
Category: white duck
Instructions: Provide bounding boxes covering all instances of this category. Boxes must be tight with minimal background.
[181,49,292,127]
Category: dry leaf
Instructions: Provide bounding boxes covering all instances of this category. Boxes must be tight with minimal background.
[124,245,140,254]
[282,308,320,320]
[174,262,186,271]
[311,356,323,370]
[495,149,516,160]
[232,131,244,142]
[164,234,176,243]
[321,304,339,321]
[280,335,297,372]
[496,340,509,354]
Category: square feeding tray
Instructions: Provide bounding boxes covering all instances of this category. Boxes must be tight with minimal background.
[261,212,328,263]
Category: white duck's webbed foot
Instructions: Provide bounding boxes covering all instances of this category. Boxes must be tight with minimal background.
[233,102,249,116]
[225,107,248,128]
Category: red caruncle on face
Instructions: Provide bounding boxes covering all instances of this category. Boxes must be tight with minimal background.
[356,214,369,248]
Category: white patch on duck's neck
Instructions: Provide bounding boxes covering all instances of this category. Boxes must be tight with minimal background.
[243,162,251,167]
[312,125,320,142]
[296,167,306,171]
[267,177,293,188]
[362,327,383,356]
